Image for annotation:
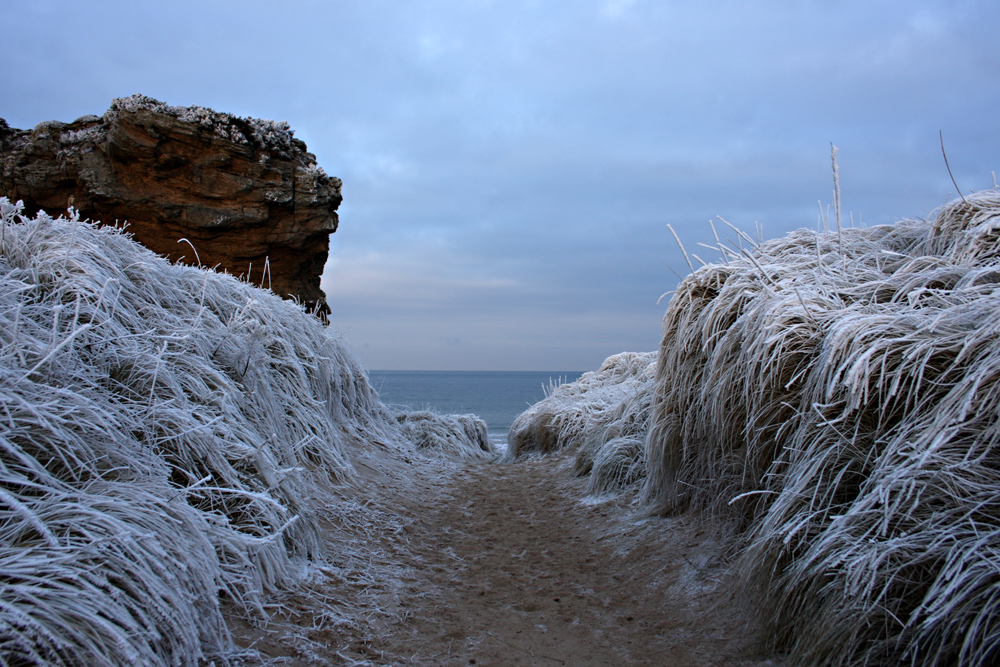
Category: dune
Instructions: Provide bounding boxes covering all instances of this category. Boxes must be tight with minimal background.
[509,189,1000,666]
[644,189,1000,665]
[7,178,1000,665]
[0,198,416,665]
[505,351,655,497]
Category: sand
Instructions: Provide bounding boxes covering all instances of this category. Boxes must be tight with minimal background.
[231,451,784,666]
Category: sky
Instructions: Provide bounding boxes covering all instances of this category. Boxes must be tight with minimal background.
[2,0,998,371]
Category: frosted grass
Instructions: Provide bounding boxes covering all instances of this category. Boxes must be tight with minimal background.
[0,199,403,665]
[506,351,655,495]
[645,190,1000,665]
[394,410,496,459]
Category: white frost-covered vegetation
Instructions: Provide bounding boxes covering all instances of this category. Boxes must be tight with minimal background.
[0,199,404,665]
[107,93,306,160]
[644,189,1000,666]
[506,351,655,495]
[394,410,495,459]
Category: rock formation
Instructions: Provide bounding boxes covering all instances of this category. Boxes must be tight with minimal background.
[0,94,341,314]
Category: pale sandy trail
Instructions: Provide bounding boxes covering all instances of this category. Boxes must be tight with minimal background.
[234,452,783,666]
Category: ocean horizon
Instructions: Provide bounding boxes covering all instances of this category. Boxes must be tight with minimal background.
[368,370,585,448]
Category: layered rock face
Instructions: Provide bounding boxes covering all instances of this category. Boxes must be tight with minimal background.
[0,94,341,314]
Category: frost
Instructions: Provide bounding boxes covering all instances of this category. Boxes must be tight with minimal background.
[0,198,409,665]
[394,410,496,459]
[105,94,302,159]
[59,125,102,144]
[507,351,655,495]
[646,189,1000,666]
[302,162,328,178]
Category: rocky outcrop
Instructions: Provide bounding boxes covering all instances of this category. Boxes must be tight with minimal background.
[0,94,341,314]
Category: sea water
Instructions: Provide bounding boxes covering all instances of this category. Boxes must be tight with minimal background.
[368,370,584,451]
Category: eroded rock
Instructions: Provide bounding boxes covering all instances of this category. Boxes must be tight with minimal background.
[0,94,341,314]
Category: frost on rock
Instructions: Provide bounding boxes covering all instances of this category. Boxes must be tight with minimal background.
[58,122,102,145]
[506,351,656,494]
[645,189,1000,666]
[0,95,340,312]
[394,410,496,460]
[105,93,304,160]
[0,199,406,666]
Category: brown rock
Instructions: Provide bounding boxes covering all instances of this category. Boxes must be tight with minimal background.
[0,94,341,315]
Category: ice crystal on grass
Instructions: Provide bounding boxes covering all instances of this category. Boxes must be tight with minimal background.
[394,410,495,459]
[507,351,655,495]
[0,199,403,665]
[645,189,1000,666]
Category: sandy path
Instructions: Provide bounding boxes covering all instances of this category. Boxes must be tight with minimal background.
[234,453,782,666]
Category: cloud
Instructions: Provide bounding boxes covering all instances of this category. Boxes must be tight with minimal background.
[601,0,641,19]
[2,0,998,369]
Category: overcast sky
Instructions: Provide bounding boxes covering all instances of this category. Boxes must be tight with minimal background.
[3,0,998,370]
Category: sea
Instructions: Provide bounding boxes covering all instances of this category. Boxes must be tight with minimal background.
[368,370,585,451]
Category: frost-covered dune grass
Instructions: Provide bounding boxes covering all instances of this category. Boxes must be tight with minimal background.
[394,410,495,459]
[645,190,1000,665]
[0,200,404,665]
[506,351,655,495]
